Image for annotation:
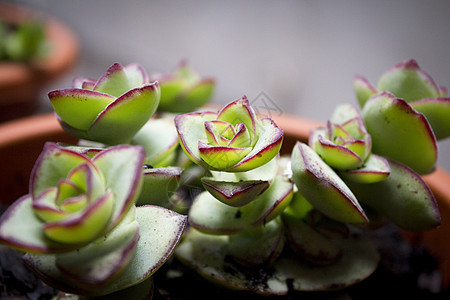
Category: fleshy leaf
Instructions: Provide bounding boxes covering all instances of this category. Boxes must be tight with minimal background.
[32,188,67,222]
[30,143,93,198]
[201,177,270,207]
[377,60,440,102]
[291,142,368,224]
[56,208,140,286]
[228,218,285,267]
[198,142,252,170]
[158,79,188,111]
[43,190,114,244]
[330,103,363,124]
[227,123,251,148]
[274,233,379,292]
[189,176,293,234]
[175,111,218,166]
[353,75,377,107]
[229,118,284,172]
[49,89,115,131]
[137,167,183,207]
[282,210,341,265]
[89,83,160,144]
[175,228,289,295]
[345,158,441,231]
[339,154,390,183]
[411,98,450,140]
[93,63,135,98]
[216,96,257,145]
[131,117,179,167]
[180,79,215,112]
[23,206,187,296]
[0,196,73,253]
[93,145,145,229]
[362,92,437,174]
[314,135,364,170]
[176,228,379,294]
[66,163,106,202]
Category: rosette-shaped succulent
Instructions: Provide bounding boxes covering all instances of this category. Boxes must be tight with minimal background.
[49,63,160,145]
[175,96,284,172]
[309,104,372,171]
[153,61,215,113]
[354,59,450,140]
[0,143,187,296]
[309,104,390,183]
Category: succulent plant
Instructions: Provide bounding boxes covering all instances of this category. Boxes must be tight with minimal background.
[49,63,160,145]
[0,59,445,299]
[152,61,215,113]
[175,96,284,172]
[0,19,47,62]
[354,59,450,140]
[0,143,186,296]
[175,71,442,296]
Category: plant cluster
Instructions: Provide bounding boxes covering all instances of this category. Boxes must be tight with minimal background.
[0,19,48,62]
[0,59,448,298]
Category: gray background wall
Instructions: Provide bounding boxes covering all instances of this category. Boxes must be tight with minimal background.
[8,0,450,171]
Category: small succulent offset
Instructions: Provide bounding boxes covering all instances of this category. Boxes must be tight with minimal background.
[175,96,284,172]
[49,62,160,145]
[0,19,47,62]
[152,61,215,113]
[354,59,450,141]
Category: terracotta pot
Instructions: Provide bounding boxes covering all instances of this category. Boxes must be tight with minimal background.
[0,2,79,122]
[0,112,449,289]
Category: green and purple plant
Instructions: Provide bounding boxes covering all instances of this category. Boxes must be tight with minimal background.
[0,59,447,298]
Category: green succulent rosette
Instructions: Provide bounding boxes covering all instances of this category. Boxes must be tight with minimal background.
[309,103,390,183]
[0,143,187,296]
[153,61,215,113]
[49,63,160,145]
[354,59,450,140]
[175,96,284,172]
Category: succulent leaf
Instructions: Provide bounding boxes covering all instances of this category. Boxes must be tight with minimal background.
[176,228,379,294]
[131,117,180,167]
[56,207,140,285]
[92,145,145,229]
[50,63,159,145]
[282,210,341,265]
[0,195,72,253]
[377,60,440,102]
[89,83,160,144]
[228,218,285,267]
[42,190,114,244]
[156,61,215,113]
[362,92,437,174]
[49,89,115,131]
[291,142,368,224]
[339,154,390,183]
[345,158,441,231]
[411,98,450,140]
[23,205,187,296]
[201,177,270,207]
[189,176,293,234]
[175,99,283,172]
[137,167,183,207]
[353,76,378,107]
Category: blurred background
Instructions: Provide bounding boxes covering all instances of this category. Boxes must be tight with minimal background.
[3,0,450,171]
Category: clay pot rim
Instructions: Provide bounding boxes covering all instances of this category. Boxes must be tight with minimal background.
[0,2,79,90]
